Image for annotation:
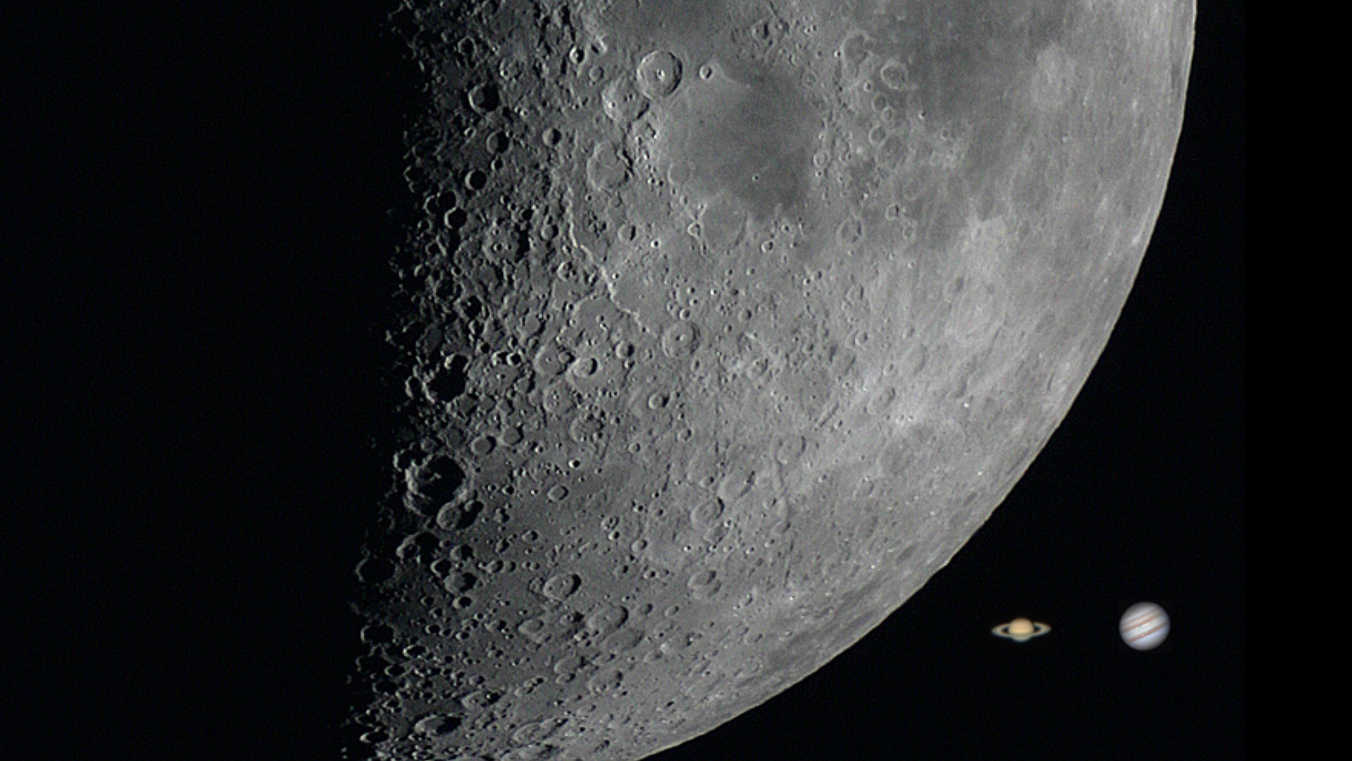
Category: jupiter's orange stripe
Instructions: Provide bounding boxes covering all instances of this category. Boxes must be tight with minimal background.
[1127,624,1164,639]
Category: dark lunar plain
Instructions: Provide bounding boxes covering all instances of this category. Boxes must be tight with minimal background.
[51,2,1243,760]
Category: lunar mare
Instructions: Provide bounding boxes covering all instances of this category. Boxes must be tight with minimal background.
[348,1,1194,759]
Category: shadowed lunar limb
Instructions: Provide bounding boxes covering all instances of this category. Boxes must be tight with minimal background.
[347,1,1196,759]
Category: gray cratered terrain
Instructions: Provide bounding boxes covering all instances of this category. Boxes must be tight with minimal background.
[348,1,1195,759]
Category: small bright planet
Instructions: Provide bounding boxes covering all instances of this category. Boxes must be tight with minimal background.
[1119,602,1170,650]
[991,617,1051,642]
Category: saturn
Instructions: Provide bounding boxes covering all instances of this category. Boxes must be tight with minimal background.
[992,617,1052,642]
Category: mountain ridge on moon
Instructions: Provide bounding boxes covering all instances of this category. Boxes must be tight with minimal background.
[345,1,1195,759]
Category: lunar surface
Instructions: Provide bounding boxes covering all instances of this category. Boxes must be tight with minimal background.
[346,1,1195,759]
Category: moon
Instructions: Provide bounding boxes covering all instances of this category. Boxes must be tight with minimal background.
[347,1,1195,759]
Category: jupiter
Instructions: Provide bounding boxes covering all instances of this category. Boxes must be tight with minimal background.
[1120,602,1170,651]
